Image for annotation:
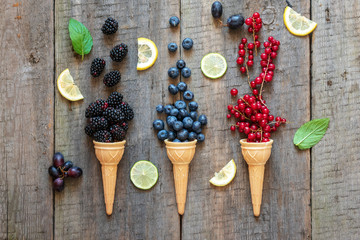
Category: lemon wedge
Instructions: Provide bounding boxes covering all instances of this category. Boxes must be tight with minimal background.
[57,69,84,101]
[209,159,236,186]
[283,6,317,36]
[137,38,158,70]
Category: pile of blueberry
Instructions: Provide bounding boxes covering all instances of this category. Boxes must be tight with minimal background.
[168,59,191,79]
[153,83,207,143]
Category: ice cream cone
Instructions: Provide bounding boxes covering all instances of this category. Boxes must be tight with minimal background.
[93,140,126,215]
[164,140,197,215]
[240,139,273,217]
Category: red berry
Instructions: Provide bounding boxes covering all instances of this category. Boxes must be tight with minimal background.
[250,81,256,88]
[268,36,274,42]
[268,71,274,76]
[262,67,267,72]
[262,108,269,114]
[255,77,262,85]
[261,53,268,60]
[253,12,260,18]
[245,107,252,115]
[248,50,253,55]
[247,43,254,50]
[244,122,250,127]
[256,18,262,24]
[262,114,268,120]
[251,102,257,110]
[260,119,267,127]
[231,109,235,114]
[268,115,274,121]
[230,125,236,131]
[238,49,245,57]
[275,122,280,127]
[253,89,259,95]
[263,132,270,138]
[270,52,277,58]
[259,72,265,78]
[282,118,287,123]
[241,38,247,44]
[239,43,245,49]
[271,126,277,132]
[234,105,239,110]
[236,57,244,65]
[257,23,262,29]
[250,124,258,131]
[254,35,259,40]
[260,60,268,67]
[275,117,281,122]
[264,125,271,132]
[245,18,252,26]
[250,115,256,122]
[248,55,254,60]
[244,127,251,135]
[238,102,246,110]
[264,42,270,48]
[268,63,275,71]
[230,88,238,96]
[234,112,240,118]
[227,114,231,119]
[255,41,260,47]
[248,133,256,140]
[248,96,256,104]
[272,45,279,51]
[276,40,280,46]
[255,113,262,121]
[265,74,273,82]
[237,99,243,104]
[227,105,233,110]
[247,60,254,66]
[256,132,262,139]
[262,138,270,142]
[248,27,253,33]
[239,122,245,129]
[265,48,271,55]
[240,66,246,73]
[240,115,246,121]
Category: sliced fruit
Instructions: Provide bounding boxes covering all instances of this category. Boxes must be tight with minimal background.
[209,159,236,186]
[283,6,317,36]
[137,38,158,70]
[57,69,84,101]
[130,160,158,190]
[201,53,227,79]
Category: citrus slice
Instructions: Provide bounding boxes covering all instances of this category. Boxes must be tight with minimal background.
[201,53,227,79]
[57,69,84,101]
[209,159,236,186]
[137,38,158,70]
[130,160,158,190]
[283,6,317,36]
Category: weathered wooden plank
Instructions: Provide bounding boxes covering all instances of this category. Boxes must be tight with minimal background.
[181,0,311,239]
[0,1,54,239]
[54,0,180,239]
[311,1,360,239]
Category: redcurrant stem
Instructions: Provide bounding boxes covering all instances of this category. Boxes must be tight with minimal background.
[259,54,271,107]
[260,128,263,141]
[244,46,251,88]
[239,97,251,107]
[232,107,251,120]
[252,24,257,56]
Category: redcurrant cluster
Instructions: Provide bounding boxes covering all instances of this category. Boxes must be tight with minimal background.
[245,12,262,54]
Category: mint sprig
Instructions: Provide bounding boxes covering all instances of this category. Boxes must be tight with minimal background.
[293,118,330,150]
[68,18,93,60]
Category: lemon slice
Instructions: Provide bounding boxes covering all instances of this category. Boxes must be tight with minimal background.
[201,53,227,79]
[130,160,158,190]
[137,38,158,70]
[209,159,236,186]
[57,69,84,101]
[283,6,317,36]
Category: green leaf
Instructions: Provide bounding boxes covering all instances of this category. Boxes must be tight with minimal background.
[68,18,93,60]
[293,118,330,150]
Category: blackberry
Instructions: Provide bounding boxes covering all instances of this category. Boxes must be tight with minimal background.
[107,92,123,107]
[84,125,95,136]
[119,102,134,121]
[94,130,113,143]
[90,58,106,77]
[103,107,125,123]
[103,71,121,87]
[118,121,129,131]
[109,124,126,141]
[85,99,108,118]
[101,17,118,35]
[110,43,128,62]
[89,116,108,131]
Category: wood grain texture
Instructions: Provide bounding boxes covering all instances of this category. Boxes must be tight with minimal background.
[180,0,311,239]
[54,0,180,239]
[0,1,54,239]
[311,0,360,239]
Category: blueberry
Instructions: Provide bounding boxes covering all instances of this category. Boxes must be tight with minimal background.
[177,129,189,141]
[153,119,165,130]
[164,104,173,115]
[156,104,164,113]
[170,108,179,116]
[182,117,194,129]
[182,38,193,50]
[169,16,180,27]
[183,90,194,101]
[226,14,245,29]
[168,43,178,52]
[168,131,176,141]
[189,132,198,141]
[198,114,208,125]
[181,67,191,78]
[177,82,187,92]
[188,101,198,111]
[197,133,205,142]
[166,116,177,127]
[168,68,180,79]
[176,60,186,69]
[157,130,169,141]
[168,84,179,95]
[178,109,189,119]
[174,100,186,109]
[189,111,198,121]
[173,139,181,143]
[195,127,202,134]
[173,121,184,131]
[211,1,223,18]
[192,121,201,131]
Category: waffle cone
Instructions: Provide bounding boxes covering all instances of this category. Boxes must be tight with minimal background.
[240,139,273,217]
[164,140,197,215]
[93,140,126,215]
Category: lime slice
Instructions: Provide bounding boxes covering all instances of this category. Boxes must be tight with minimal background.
[137,38,158,70]
[57,69,84,101]
[283,6,317,36]
[130,160,158,190]
[201,53,227,79]
[209,159,236,186]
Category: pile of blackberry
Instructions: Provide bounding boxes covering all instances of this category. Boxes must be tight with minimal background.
[85,92,134,143]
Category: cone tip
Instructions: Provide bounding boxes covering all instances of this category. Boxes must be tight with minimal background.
[106,205,113,215]
[177,203,185,215]
[253,204,261,217]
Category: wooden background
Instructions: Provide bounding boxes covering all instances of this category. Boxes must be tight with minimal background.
[0,0,359,239]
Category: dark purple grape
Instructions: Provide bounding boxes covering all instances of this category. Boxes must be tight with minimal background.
[53,178,65,192]
[48,166,60,179]
[227,14,244,29]
[53,152,64,168]
[211,1,222,18]
[63,161,73,171]
[68,167,83,178]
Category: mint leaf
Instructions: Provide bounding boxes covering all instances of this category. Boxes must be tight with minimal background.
[68,18,93,60]
[293,118,330,150]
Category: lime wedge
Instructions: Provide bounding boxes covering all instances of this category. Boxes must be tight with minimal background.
[209,159,236,186]
[201,53,227,79]
[130,160,158,190]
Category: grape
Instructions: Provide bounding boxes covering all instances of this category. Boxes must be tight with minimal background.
[211,1,222,18]
[53,178,65,192]
[68,167,83,178]
[53,152,64,168]
[226,15,245,29]
[48,166,60,179]
[63,161,73,171]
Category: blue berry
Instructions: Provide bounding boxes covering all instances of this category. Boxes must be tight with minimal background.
[166,116,177,127]
[197,133,205,142]
[156,104,164,113]
[168,131,176,141]
[177,82,187,92]
[188,101,198,111]
[182,38,193,50]
[188,132,197,141]
[168,43,178,52]
[176,60,186,69]
[174,100,186,109]
[173,139,181,143]
[173,121,184,131]
[169,16,180,27]
[168,68,180,79]
[181,67,191,78]
[153,119,164,131]
[192,121,201,131]
[157,130,169,141]
[182,117,193,129]
[195,127,202,134]
[177,129,189,141]
[198,114,208,125]
[170,108,179,116]
[164,104,174,115]
[178,109,189,119]
[183,90,194,101]
[168,84,179,95]
[189,111,198,121]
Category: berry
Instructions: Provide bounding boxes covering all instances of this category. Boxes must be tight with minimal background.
[230,88,238,96]
[227,104,233,111]
[85,99,108,118]
[248,133,256,140]
[85,125,96,136]
[197,133,205,142]
[110,43,128,62]
[103,70,121,87]
[168,84,179,95]
[118,121,129,131]
[68,167,83,178]
[101,17,118,35]
[173,139,181,142]
[164,105,174,115]
[253,12,260,18]
[268,36,274,42]
[192,121,201,131]
[230,125,236,131]
[168,131,176,141]
[156,104,164,113]
[118,102,134,121]
[176,60,186,69]
[103,107,125,123]
[168,67,180,79]
[173,121,184,131]
[245,18,252,25]
[261,53,268,60]
[198,114,207,125]
[247,43,254,50]
[168,43,178,52]
[183,90,194,101]
[177,129,189,141]
[255,77,262,85]
[94,130,113,142]
[226,14,245,29]
[181,67,191,78]
[253,89,259,95]
[182,117,194,129]
[247,60,254,66]
[240,66,246,73]
[107,92,123,107]
[166,116,177,127]
[109,124,126,141]
[53,152,64,168]
[188,132,197,141]
[169,16,180,27]
[178,109,189,119]
[211,1,223,18]
[48,166,60,179]
[153,120,164,131]
[63,161,73,171]
[90,58,106,77]
[250,81,256,88]
[177,82,187,92]
[89,116,108,131]
[170,108,179,116]
[265,74,272,82]
[182,38,193,50]
[189,111,198,121]
[53,178,65,192]
[188,101,198,111]
[237,57,244,65]
[175,100,186,109]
